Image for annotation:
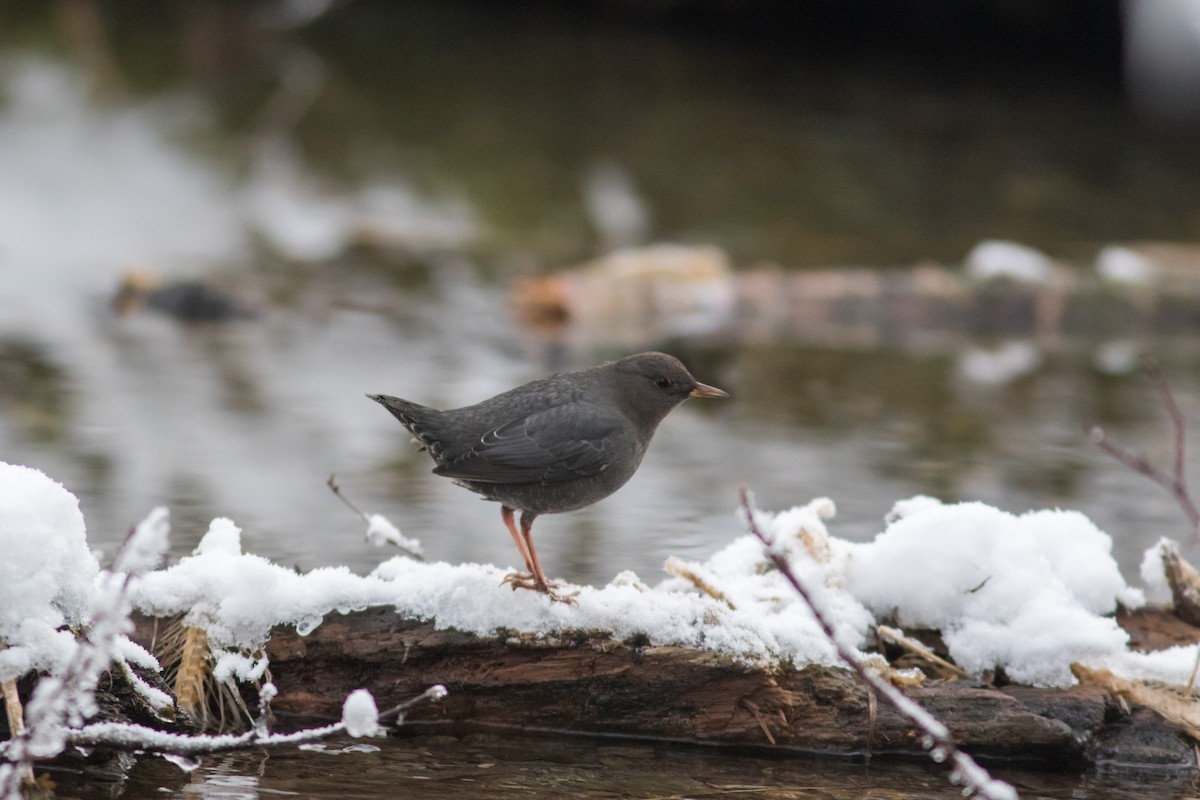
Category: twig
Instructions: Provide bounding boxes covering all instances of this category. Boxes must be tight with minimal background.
[62,684,448,755]
[1187,647,1200,696]
[664,556,737,610]
[738,486,1018,800]
[378,685,448,726]
[0,652,33,786]
[328,474,370,524]
[328,475,423,559]
[1087,360,1200,541]
[877,625,970,680]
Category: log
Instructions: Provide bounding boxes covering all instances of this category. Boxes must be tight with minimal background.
[261,607,1199,768]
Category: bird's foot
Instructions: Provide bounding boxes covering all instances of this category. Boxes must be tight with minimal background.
[500,572,579,604]
[543,584,580,605]
[500,571,536,589]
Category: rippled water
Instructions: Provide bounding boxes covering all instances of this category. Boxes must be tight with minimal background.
[4,3,1200,797]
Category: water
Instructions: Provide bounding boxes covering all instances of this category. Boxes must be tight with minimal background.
[52,731,1200,799]
[4,3,1200,797]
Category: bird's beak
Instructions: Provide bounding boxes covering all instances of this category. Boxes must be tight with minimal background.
[689,382,729,399]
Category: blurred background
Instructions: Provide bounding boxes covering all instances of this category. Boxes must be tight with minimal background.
[2,0,1199,588]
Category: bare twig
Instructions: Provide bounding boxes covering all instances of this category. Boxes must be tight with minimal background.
[328,474,370,524]
[1087,360,1200,541]
[0,649,33,786]
[738,486,1018,800]
[378,685,449,726]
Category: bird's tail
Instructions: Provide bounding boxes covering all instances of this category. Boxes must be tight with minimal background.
[367,394,448,460]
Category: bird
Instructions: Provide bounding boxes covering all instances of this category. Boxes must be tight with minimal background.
[113,271,259,321]
[369,352,728,602]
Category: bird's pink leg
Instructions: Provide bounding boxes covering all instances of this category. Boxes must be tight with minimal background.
[500,506,536,584]
[519,512,578,604]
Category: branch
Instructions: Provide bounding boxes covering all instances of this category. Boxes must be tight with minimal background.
[1087,360,1200,540]
[327,474,371,524]
[327,474,423,558]
[738,487,1018,800]
[62,684,448,756]
[379,685,449,726]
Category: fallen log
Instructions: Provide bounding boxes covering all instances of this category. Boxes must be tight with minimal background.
[254,607,1199,768]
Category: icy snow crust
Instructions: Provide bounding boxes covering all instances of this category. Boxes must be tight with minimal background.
[3,460,1195,691]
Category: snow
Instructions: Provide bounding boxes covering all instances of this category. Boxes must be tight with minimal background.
[129,517,401,660]
[213,652,269,684]
[957,341,1041,385]
[1096,246,1156,285]
[0,462,99,683]
[341,689,382,737]
[845,499,1143,686]
[3,458,1198,705]
[364,513,423,555]
[965,240,1053,283]
[117,661,174,717]
[1093,340,1142,375]
[120,507,171,576]
[1139,537,1174,605]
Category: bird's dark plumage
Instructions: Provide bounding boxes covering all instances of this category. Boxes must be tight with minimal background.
[369,352,727,601]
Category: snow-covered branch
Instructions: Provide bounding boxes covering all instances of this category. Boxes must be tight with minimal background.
[738,486,1018,800]
[61,683,447,756]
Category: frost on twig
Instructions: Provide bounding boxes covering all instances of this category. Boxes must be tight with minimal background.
[59,683,448,757]
[1087,360,1200,543]
[738,486,1019,800]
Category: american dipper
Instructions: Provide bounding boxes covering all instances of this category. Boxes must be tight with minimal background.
[369,352,727,602]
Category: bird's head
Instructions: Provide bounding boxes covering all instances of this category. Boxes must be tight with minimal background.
[607,352,727,427]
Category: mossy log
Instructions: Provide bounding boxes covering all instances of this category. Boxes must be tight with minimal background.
[257,607,1200,768]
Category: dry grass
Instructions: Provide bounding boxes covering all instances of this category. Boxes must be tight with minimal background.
[154,617,260,732]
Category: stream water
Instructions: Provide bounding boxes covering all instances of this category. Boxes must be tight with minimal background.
[50,731,1200,799]
[3,2,1200,797]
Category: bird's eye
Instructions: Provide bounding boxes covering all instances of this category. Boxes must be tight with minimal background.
[654,377,671,389]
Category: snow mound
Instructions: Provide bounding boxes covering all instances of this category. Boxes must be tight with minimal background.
[0,462,99,682]
[846,499,1144,686]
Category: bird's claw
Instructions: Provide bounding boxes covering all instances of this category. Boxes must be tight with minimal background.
[500,572,580,604]
[500,571,536,588]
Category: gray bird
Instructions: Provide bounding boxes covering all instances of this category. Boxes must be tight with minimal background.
[369,352,727,602]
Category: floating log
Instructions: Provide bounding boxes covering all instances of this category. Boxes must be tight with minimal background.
[508,243,1200,350]
[258,607,1199,768]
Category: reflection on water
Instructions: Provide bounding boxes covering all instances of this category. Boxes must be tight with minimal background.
[4,4,1200,797]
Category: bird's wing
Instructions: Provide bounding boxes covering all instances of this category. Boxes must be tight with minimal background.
[432,402,623,485]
